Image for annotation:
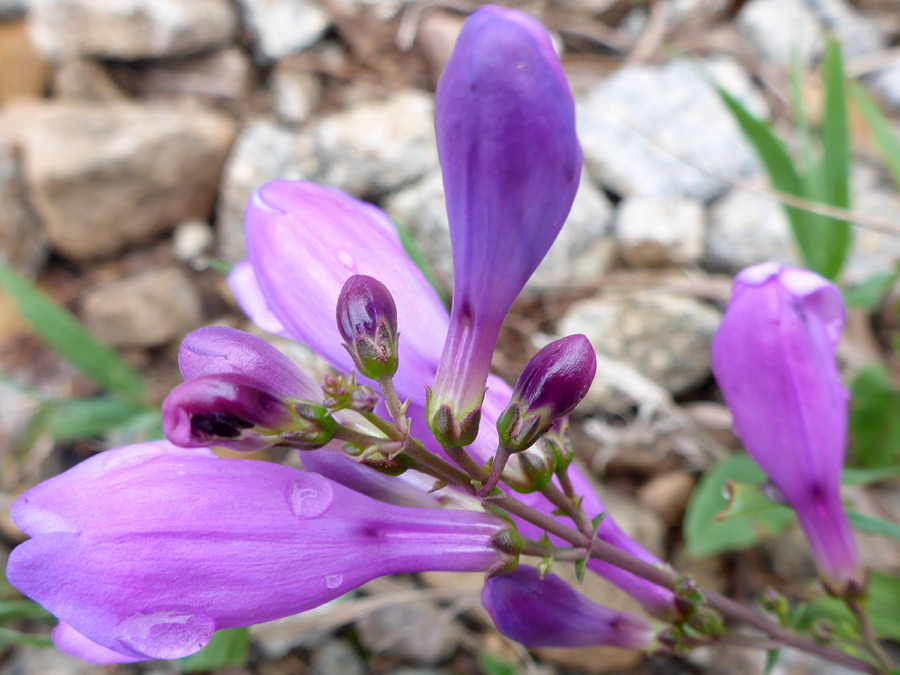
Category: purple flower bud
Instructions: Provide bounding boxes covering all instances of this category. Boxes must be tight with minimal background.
[482,566,654,649]
[429,6,582,423]
[336,275,399,380]
[711,262,861,589]
[497,335,596,452]
[8,442,512,661]
[162,373,335,452]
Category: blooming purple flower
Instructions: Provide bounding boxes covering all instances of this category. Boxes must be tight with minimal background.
[7,442,511,661]
[482,566,655,648]
[429,5,582,426]
[711,262,861,589]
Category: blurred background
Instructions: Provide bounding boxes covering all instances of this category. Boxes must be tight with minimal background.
[2,0,900,673]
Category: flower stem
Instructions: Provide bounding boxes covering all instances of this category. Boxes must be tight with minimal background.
[377,375,408,435]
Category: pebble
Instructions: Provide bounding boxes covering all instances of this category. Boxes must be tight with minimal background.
[237,0,330,63]
[356,601,461,665]
[615,196,704,268]
[310,639,365,675]
[29,0,238,60]
[173,220,214,262]
[577,56,766,201]
[736,0,823,66]
[558,291,722,395]
[270,57,322,125]
[81,266,203,348]
[19,101,236,261]
[0,139,46,277]
[216,119,318,261]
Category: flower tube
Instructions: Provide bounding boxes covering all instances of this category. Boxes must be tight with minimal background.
[7,442,513,661]
[428,6,582,431]
[482,566,655,649]
[710,262,861,590]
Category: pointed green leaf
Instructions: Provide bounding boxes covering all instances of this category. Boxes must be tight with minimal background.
[843,270,900,311]
[575,556,587,583]
[842,464,900,486]
[178,628,250,673]
[715,481,791,522]
[765,648,781,673]
[0,600,53,622]
[0,627,53,648]
[846,510,900,541]
[47,397,157,441]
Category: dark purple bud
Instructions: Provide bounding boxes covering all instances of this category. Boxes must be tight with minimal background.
[163,373,334,451]
[497,335,596,451]
[336,275,399,380]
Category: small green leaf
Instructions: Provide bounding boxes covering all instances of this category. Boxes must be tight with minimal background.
[843,270,900,310]
[842,464,900,486]
[846,510,900,541]
[0,627,53,648]
[575,556,587,583]
[765,648,781,673]
[809,571,900,640]
[591,512,606,531]
[848,363,900,467]
[683,454,794,557]
[716,481,792,522]
[0,600,53,623]
[478,650,518,675]
[0,264,146,401]
[851,84,900,192]
[178,627,250,673]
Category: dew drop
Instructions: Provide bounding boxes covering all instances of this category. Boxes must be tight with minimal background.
[334,249,357,271]
[114,609,214,660]
[324,573,344,590]
[286,473,334,519]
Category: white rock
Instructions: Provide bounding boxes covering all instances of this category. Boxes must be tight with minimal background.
[216,119,318,260]
[577,57,766,201]
[270,60,322,124]
[705,188,794,272]
[736,0,823,66]
[558,291,721,395]
[802,0,884,58]
[615,196,704,268]
[30,0,238,60]
[173,220,214,261]
[237,0,330,62]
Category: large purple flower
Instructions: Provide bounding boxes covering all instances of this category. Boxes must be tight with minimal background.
[7,442,509,662]
[711,262,861,589]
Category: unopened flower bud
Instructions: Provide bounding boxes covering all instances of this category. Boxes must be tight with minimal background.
[336,275,399,380]
[538,417,574,470]
[497,335,596,452]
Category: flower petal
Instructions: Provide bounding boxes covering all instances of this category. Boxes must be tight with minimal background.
[52,622,142,664]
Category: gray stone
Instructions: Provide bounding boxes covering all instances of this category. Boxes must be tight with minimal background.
[736,0,823,66]
[270,58,322,124]
[216,119,317,261]
[578,350,672,416]
[315,90,438,198]
[615,196,704,268]
[558,291,721,394]
[249,597,346,657]
[577,57,766,201]
[237,0,330,62]
[0,139,46,277]
[356,601,461,664]
[81,266,203,348]
[310,639,365,675]
[20,101,236,260]
[29,0,238,60]
[803,0,884,58]
[705,188,794,272]
[130,47,256,102]
[0,0,27,20]
[51,58,127,100]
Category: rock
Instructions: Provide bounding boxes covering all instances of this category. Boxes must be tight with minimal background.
[270,57,322,124]
[705,188,795,272]
[736,0,823,66]
[415,10,464,86]
[216,119,318,260]
[81,266,203,348]
[0,0,27,20]
[615,196,704,268]
[237,0,330,63]
[356,601,461,665]
[803,0,884,58]
[52,58,127,100]
[0,20,48,102]
[0,139,46,277]
[250,597,346,657]
[315,91,438,198]
[29,0,238,60]
[577,57,766,201]
[20,102,236,261]
[173,219,214,261]
[578,350,672,416]
[558,291,721,395]
[310,639,365,675]
[864,57,900,113]
[128,47,256,102]
[637,471,695,526]
[843,162,900,285]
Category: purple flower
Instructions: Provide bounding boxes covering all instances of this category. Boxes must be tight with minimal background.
[7,442,510,661]
[428,5,582,427]
[336,274,400,380]
[482,566,655,649]
[711,262,861,589]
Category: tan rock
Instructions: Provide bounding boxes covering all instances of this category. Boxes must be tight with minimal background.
[19,101,236,260]
[637,471,696,527]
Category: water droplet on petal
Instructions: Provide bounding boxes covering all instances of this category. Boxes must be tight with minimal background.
[286,473,334,519]
[325,573,343,589]
[335,249,357,271]
[114,609,214,659]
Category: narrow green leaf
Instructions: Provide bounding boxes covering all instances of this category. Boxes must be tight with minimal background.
[0,627,53,648]
[847,510,900,541]
[178,628,250,673]
[765,647,781,673]
[683,454,794,557]
[848,363,900,467]
[0,264,146,401]
[851,84,900,192]
[843,270,900,311]
[392,219,448,306]
[478,650,518,675]
[842,464,900,486]
[0,600,53,623]
[47,397,156,441]
[575,556,587,583]
[788,53,815,175]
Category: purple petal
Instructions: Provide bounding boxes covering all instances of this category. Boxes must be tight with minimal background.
[53,622,142,664]
[482,566,653,648]
[8,442,507,660]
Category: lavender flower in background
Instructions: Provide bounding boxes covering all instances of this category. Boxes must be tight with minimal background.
[428,5,582,441]
[7,442,512,662]
[711,262,861,591]
[482,566,655,649]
